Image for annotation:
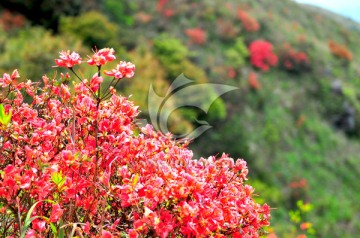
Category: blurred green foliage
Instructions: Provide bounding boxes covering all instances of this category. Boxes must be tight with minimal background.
[103,0,136,26]
[225,37,249,68]
[59,11,118,48]
[153,35,189,80]
[0,27,84,80]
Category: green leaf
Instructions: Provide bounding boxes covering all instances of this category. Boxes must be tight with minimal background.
[20,201,43,238]
[0,104,12,126]
[21,200,55,238]
[49,222,58,237]
[51,172,66,187]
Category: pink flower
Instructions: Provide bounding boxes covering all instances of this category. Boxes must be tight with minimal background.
[0,73,12,88]
[87,48,116,66]
[32,219,46,232]
[89,73,104,92]
[83,222,91,234]
[11,69,20,79]
[104,61,135,79]
[128,229,139,238]
[101,230,112,238]
[25,229,37,238]
[55,50,82,68]
[49,204,63,222]
[0,69,20,87]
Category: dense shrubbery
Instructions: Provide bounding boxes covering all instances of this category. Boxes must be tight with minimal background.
[0,27,85,80]
[224,37,249,69]
[59,11,118,48]
[0,48,270,237]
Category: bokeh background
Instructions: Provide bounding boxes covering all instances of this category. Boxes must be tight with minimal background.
[1,0,360,237]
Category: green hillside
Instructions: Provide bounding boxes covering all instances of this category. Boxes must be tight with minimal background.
[1,0,360,237]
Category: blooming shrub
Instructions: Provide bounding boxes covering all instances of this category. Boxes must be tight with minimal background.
[237,9,260,32]
[185,28,207,45]
[248,71,261,90]
[249,40,278,71]
[0,10,26,31]
[156,0,168,12]
[328,40,353,61]
[278,44,310,73]
[0,48,270,237]
[216,19,239,40]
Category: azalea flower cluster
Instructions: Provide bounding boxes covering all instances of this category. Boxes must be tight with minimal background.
[0,48,270,237]
[185,28,207,45]
[249,40,278,71]
[328,40,353,61]
[237,9,260,32]
[279,44,310,73]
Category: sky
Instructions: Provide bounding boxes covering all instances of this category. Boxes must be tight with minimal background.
[294,0,360,23]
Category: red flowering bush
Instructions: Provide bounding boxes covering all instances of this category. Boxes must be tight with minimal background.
[328,40,353,61]
[156,0,168,12]
[0,48,270,237]
[249,40,278,71]
[248,71,261,90]
[237,9,260,32]
[156,0,174,18]
[185,28,207,45]
[278,44,310,73]
[0,10,26,31]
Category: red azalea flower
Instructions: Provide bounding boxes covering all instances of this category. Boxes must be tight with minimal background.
[101,230,113,238]
[49,204,64,222]
[32,219,46,232]
[54,50,82,68]
[104,61,135,79]
[87,48,116,66]
[89,73,104,92]
[0,69,17,88]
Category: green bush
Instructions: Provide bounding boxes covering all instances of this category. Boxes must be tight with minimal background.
[153,34,189,80]
[0,27,84,80]
[59,11,118,48]
[224,37,249,68]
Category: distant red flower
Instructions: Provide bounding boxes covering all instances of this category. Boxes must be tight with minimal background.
[0,10,26,31]
[163,9,174,18]
[249,40,278,71]
[185,28,207,45]
[248,71,261,90]
[104,61,135,79]
[87,48,116,66]
[228,67,236,78]
[237,9,260,32]
[279,44,310,72]
[156,0,168,12]
[328,40,352,61]
[290,178,308,189]
[300,222,312,230]
[55,50,82,68]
